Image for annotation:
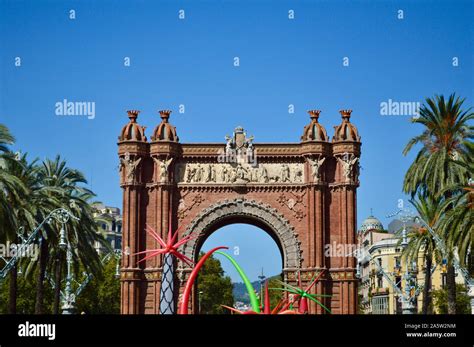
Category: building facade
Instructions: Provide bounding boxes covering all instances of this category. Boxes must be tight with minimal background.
[93,203,123,254]
[357,214,463,314]
[118,108,362,314]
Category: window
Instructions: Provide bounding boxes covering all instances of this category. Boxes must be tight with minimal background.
[395,257,401,268]
[377,275,383,288]
[395,276,402,289]
[372,296,389,314]
[395,297,402,314]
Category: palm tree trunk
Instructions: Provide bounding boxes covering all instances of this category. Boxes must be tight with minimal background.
[35,238,49,314]
[444,190,457,315]
[8,264,17,314]
[469,238,474,278]
[53,254,62,314]
[422,255,432,314]
[446,262,457,314]
[159,253,175,314]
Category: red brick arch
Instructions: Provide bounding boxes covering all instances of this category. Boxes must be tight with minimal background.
[118,109,361,314]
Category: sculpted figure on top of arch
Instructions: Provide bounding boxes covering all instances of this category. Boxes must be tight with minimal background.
[153,157,173,183]
[308,156,326,183]
[336,153,359,183]
[120,152,142,184]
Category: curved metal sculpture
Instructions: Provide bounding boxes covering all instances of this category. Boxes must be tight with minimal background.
[179,246,228,314]
[270,270,332,314]
[215,251,260,313]
[222,281,301,315]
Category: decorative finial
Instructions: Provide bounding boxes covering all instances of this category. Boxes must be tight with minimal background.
[307,110,321,121]
[370,208,373,216]
[127,110,140,123]
[339,109,352,121]
[159,110,172,123]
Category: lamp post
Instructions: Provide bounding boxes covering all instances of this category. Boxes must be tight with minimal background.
[0,208,78,280]
[198,290,203,314]
[60,241,75,314]
[57,227,122,314]
[258,268,266,306]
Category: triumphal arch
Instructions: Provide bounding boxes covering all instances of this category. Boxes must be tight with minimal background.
[117,108,361,314]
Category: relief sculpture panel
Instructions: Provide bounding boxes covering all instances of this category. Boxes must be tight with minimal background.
[175,162,305,184]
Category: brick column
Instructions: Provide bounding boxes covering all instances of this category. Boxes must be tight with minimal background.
[121,178,144,314]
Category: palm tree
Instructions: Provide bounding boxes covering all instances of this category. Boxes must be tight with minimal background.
[0,125,18,314]
[438,146,474,274]
[33,155,106,314]
[0,125,32,314]
[0,125,24,241]
[399,193,443,314]
[403,93,473,314]
[0,125,107,314]
[3,156,35,314]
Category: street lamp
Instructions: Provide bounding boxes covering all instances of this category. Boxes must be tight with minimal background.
[258,268,266,305]
[58,227,67,250]
[198,290,203,314]
[0,208,78,280]
[46,248,122,314]
[115,260,121,279]
[61,241,75,314]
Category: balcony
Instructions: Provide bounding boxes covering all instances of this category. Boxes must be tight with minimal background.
[371,287,390,296]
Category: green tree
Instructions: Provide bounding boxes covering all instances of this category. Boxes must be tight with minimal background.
[432,284,471,314]
[403,93,473,314]
[30,155,106,314]
[438,143,474,275]
[0,268,54,314]
[0,125,108,314]
[0,125,27,314]
[75,257,120,314]
[266,275,283,310]
[0,124,23,239]
[196,252,234,314]
[398,193,443,314]
[2,154,59,314]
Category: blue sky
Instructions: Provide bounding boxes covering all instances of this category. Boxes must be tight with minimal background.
[1,0,472,281]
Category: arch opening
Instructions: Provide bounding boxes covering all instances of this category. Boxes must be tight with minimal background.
[196,222,284,314]
[180,198,302,271]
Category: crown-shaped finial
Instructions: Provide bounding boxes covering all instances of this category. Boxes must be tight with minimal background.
[339,109,352,121]
[159,110,172,122]
[127,110,140,123]
[307,110,321,121]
